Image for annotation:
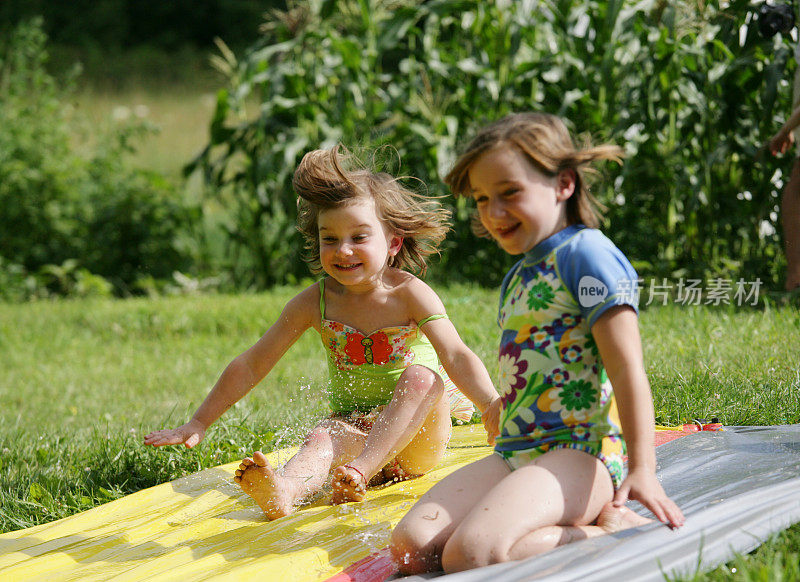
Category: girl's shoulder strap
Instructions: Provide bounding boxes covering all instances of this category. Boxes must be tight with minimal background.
[318,278,326,318]
[418,313,448,327]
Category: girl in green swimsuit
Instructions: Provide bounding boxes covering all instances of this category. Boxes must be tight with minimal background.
[144,145,500,519]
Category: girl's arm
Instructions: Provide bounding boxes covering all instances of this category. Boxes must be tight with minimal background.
[424,317,501,441]
[144,287,317,448]
[769,105,800,155]
[592,305,685,529]
[407,281,501,442]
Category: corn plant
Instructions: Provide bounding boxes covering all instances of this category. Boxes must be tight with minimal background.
[192,0,793,289]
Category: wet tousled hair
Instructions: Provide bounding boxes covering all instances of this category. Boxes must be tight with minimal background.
[294,144,451,276]
[445,112,623,234]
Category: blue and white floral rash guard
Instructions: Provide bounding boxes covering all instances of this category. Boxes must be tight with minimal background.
[493,224,639,488]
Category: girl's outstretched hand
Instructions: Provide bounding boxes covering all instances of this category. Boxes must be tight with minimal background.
[144,419,206,448]
[613,467,685,529]
[481,397,502,445]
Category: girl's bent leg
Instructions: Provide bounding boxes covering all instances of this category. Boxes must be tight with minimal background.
[235,418,367,519]
[391,381,452,475]
[441,448,614,573]
[332,365,448,503]
[391,454,510,575]
[505,503,652,560]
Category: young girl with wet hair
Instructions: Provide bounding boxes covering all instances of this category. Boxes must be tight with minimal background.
[391,113,684,574]
[145,145,499,519]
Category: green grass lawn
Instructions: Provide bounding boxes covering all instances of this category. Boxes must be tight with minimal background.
[75,85,218,179]
[1,288,798,579]
[56,44,223,181]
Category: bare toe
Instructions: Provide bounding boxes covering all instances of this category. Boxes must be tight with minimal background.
[252,451,269,466]
[331,464,368,505]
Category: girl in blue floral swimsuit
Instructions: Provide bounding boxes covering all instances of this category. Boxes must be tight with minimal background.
[145,145,499,520]
[392,113,684,575]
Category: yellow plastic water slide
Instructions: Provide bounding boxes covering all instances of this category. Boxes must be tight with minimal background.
[0,425,494,582]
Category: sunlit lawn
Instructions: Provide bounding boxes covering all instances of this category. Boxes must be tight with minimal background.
[1,289,799,579]
[75,86,218,178]
[59,45,223,186]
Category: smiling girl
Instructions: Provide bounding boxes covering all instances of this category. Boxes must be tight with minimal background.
[144,145,499,519]
[391,113,684,574]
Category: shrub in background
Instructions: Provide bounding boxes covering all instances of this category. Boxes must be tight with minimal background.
[0,19,192,299]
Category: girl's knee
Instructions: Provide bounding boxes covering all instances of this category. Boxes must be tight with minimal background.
[390,525,438,575]
[395,365,444,399]
[303,422,337,446]
[441,532,507,573]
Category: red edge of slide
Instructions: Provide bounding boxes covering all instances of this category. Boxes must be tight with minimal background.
[323,547,397,582]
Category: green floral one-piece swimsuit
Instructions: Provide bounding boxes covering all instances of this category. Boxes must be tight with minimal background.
[317,279,474,423]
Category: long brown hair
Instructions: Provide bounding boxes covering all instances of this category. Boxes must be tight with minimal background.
[445,112,623,234]
[294,144,451,276]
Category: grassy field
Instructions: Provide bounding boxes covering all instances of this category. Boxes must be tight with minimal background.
[57,45,224,181]
[7,46,797,580]
[1,289,799,579]
[75,85,219,178]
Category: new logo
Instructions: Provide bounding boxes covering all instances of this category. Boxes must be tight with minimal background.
[578,276,608,307]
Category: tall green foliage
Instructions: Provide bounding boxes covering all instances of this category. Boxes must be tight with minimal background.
[0,19,192,299]
[194,0,791,288]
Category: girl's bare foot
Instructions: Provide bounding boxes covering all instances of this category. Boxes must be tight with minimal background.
[596,502,652,532]
[234,451,296,520]
[331,463,368,504]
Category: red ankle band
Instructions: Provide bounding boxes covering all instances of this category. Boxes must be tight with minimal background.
[343,464,366,484]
